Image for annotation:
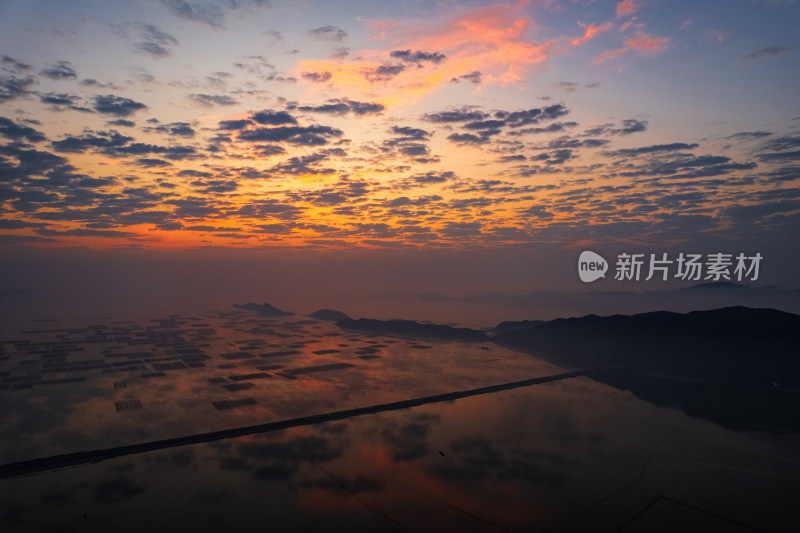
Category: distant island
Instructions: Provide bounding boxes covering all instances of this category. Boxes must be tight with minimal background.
[337,318,489,342]
[308,309,350,322]
[232,302,294,316]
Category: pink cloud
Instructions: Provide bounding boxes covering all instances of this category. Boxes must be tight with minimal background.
[571,21,614,47]
[625,34,670,56]
[616,0,637,18]
[296,1,556,106]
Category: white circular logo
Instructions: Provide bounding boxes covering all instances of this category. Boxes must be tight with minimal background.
[578,251,608,282]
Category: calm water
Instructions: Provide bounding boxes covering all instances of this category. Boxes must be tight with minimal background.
[1,311,798,531]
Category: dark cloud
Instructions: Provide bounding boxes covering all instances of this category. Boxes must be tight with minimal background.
[178,169,213,178]
[440,221,482,237]
[136,158,172,167]
[1,55,32,71]
[295,99,384,116]
[389,50,446,64]
[366,64,406,81]
[607,143,699,157]
[251,110,297,125]
[190,178,238,193]
[726,131,772,140]
[39,61,77,80]
[586,119,648,136]
[742,46,791,61]
[36,228,137,238]
[92,94,147,117]
[532,149,574,165]
[190,94,238,107]
[110,143,197,160]
[144,122,195,137]
[238,125,343,146]
[218,119,252,131]
[508,122,579,136]
[301,71,332,83]
[159,0,225,28]
[619,119,648,135]
[233,199,304,219]
[619,153,757,179]
[391,126,430,140]
[80,78,120,89]
[463,119,506,130]
[413,171,454,183]
[447,132,487,145]
[39,92,78,106]
[497,154,526,163]
[545,136,609,149]
[51,131,134,153]
[496,104,570,127]
[398,143,429,157]
[308,25,348,42]
[166,197,220,218]
[450,71,482,84]
[268,149,343,176]
[0,117,46,143]
[752,135,800,163]
[0,74,36,103]
[256,144,285,156]
[423,108,488,123]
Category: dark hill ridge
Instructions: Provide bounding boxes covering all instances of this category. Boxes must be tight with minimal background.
[493,306,800,385]
[309,309,350,322]
[494,306,800,433]
[232,302,294,316]
[338,318,489,342]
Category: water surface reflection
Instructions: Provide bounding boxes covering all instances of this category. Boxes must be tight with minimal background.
[3,376,798,532]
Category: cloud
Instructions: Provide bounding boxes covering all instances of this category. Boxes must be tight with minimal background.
[38,92,93,112]
[252,110,297,125]
[294,99,384,116]
[237,124,343,145]
[742,46,791,61]
[189,94,238,106]
[607,142,699,157]
[159,0,225,28]
[624,33,669,56]
[297,2,555,107]
[39,61,77,80]
[308,25,348,42]
[450,71,482,84]
[571,22,613,46]
[92,94,147,116]
[1,55,32,71]
[301,71,332,83]
[0,117,46,143]
[616,0,637,18]
[143,122,195,137]
[584,119,647,136]
[422,107,488,123]
[51,130,134,152]
[218,118,253,130]
[389,50,446,64]
[115,22,179,58]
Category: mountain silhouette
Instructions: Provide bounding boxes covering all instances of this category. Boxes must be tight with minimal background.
[232,302,294,316]
[338,318,489,342]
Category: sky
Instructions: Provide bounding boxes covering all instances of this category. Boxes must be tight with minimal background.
[1,0,799,320]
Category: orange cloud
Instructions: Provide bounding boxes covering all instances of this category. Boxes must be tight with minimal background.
[295,1,555,107]
[571,21,614,47]
[616,0,637,18]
